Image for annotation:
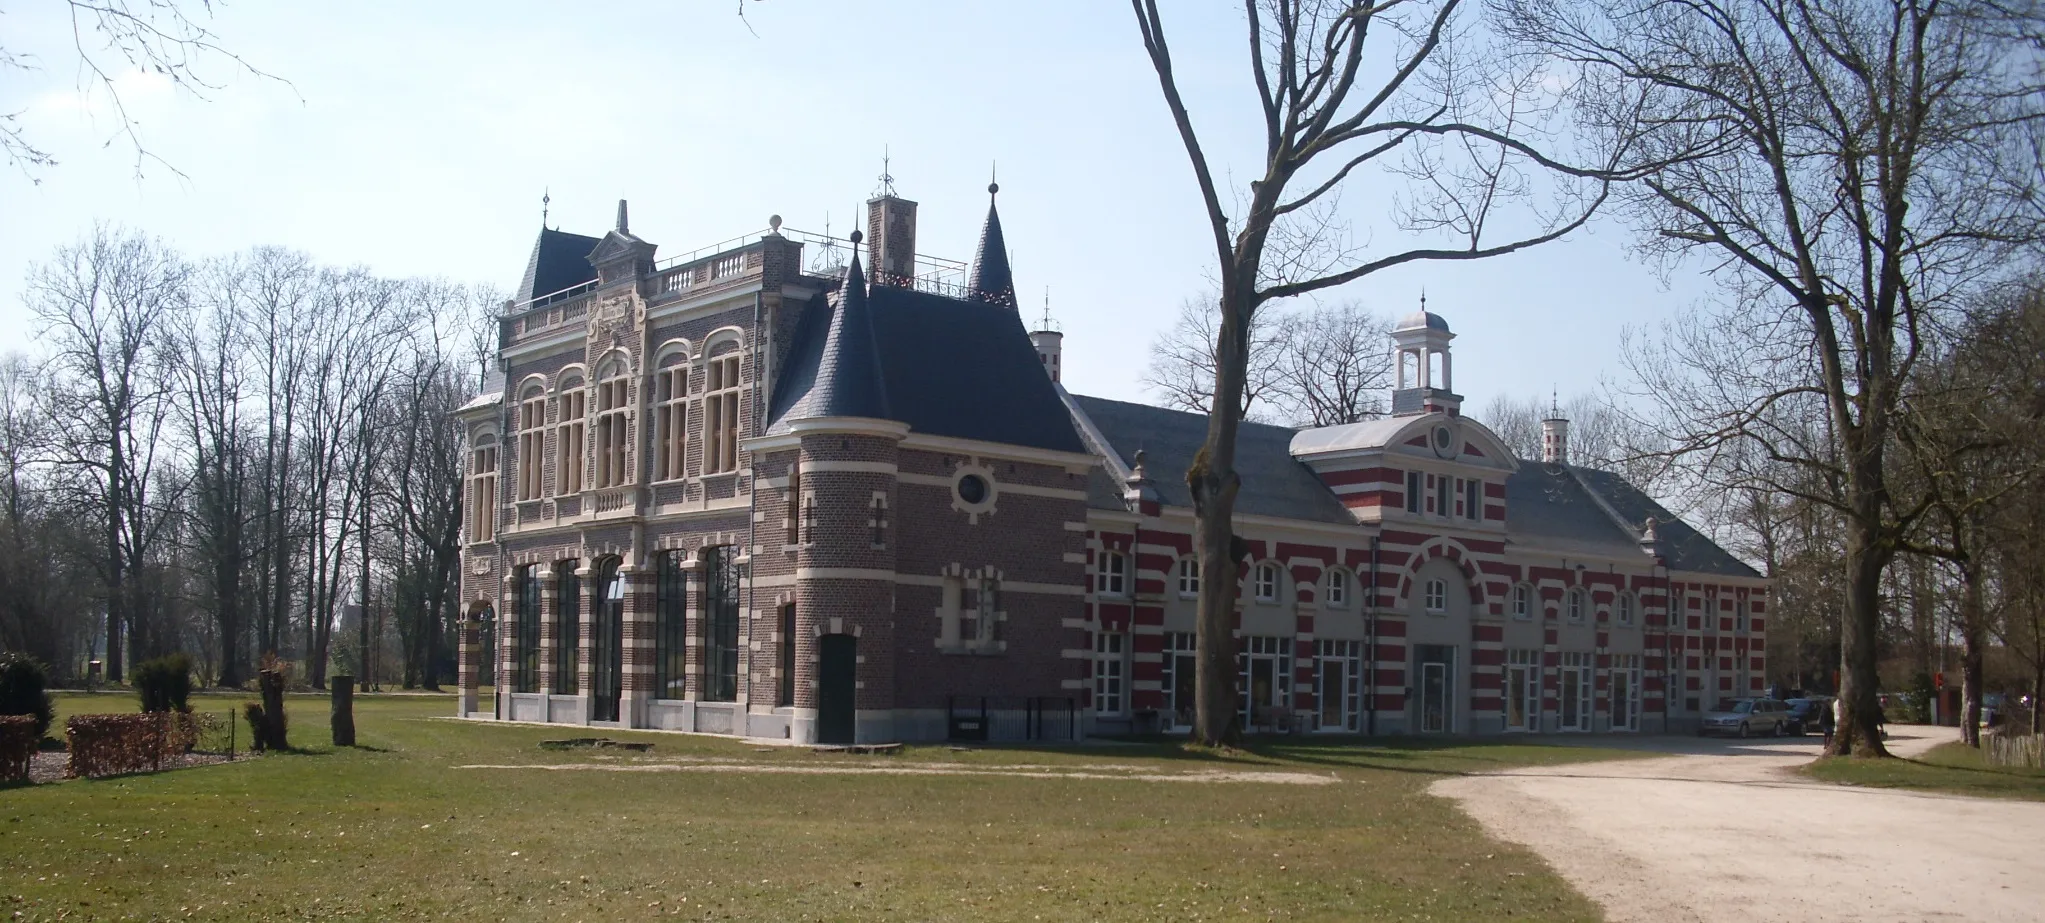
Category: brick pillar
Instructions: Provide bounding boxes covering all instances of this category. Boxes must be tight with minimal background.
[619,563,655,727]
[681,555,704,700]
[499,573,521,715]
[456,605,482,716]
[1293,593,1318,726]
[537,567,559,702]
[575,563,595,701]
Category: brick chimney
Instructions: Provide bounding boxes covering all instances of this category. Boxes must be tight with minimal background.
[866,194,917,288]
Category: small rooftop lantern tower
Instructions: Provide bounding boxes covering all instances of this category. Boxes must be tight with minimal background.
[1541,391,1571,465]
[1389,295,1461,416]
[1029,286,1062,383]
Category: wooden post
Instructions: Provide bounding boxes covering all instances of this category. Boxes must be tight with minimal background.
[331,675,356,747]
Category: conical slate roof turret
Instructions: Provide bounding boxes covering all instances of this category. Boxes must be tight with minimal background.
[967,182,1016,308]
[781,232,891,423]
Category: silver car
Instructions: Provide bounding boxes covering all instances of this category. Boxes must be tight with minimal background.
[1699,697,1791,738]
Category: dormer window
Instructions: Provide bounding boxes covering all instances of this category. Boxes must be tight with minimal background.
[1254,563,1279,602]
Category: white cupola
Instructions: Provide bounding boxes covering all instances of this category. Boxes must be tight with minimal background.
[1390,299,1461,416]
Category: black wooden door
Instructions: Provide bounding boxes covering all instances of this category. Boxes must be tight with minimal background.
[818,634,857,745]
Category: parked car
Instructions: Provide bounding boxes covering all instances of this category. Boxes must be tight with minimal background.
[1783,697,1832,735]
[1699,697,1793,738]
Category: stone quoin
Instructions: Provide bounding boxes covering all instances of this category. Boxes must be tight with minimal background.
[455,182,1766,744]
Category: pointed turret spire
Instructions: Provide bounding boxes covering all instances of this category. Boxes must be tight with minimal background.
[782,230,891,423]
[615,199,630,234]
[967,181,1016,308]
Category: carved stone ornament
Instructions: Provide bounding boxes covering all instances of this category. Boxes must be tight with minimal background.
[589,293,640,348]
[470,555,494,576]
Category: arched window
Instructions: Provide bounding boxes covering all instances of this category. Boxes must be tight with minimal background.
[702,545,742,702]
[703,350,743,474]
[1254,562,1280,601]
[467,433,498,543]
[654,551,688,700]
[1512,583,1532,620]
[1177,557,1201,597]
[554,378,585,495]
[589,557,624,722]
[653,357,689,481]
[1617,592,1635,626]
[1424,578,1447,613]
[1568,588,1586,623]
[594,362,631,489]
[553,559,580,695]
[1326,569,1348,608]
[517,385,547,501]
[1098,551,1128,596]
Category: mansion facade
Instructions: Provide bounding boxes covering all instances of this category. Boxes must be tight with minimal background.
[455,186,1768,745]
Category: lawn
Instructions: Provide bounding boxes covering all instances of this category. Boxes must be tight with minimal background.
[2,692,1633,922]
[1803,740,2045,801]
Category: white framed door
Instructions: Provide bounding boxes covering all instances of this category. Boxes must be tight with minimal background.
[1610,654,1641,732]
[1505,649,1541,732]
[1414,644,1455,734]
[1316,640,1363,732]
[1559,652,1592,732]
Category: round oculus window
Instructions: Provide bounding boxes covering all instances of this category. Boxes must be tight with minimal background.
[1431,424,1457,458]
[956,473,990,505]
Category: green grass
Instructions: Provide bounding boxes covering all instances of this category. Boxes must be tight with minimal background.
[1803,741,2045,801]
[2,692,1635,922]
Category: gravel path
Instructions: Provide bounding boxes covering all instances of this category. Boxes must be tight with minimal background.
[1433,726,2045,923]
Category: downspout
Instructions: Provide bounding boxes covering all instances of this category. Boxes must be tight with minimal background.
[1367,534,1381,737]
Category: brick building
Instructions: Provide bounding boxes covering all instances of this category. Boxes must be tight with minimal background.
[455,185,1766,744]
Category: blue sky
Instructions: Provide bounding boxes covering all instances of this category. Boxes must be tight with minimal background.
[1,0,1711,411]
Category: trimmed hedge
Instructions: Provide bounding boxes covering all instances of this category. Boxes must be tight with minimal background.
[0,653,54,737]
[0,715,35,783]
[65,713,199,779]
[133,653,194,713]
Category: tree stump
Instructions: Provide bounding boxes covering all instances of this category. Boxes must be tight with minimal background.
[257,668,289,751]
[331,675,356,747]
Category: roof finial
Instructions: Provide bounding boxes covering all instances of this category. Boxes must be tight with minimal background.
[989,161,999,196]
[1420,288,1427,311]
[1041,286,1053,329]
[876,145,897,198]
[542,187,550,228]
[1551,386,1560,418]
[616,198,629,234]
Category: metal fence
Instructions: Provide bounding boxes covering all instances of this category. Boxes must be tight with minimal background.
[945,696,1078,743]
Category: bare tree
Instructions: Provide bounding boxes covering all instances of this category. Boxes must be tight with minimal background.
[1142,296,1286,420]
[2,1,287,180]
[1504,0,2045,755]
[27,226,187,680]
[1268,301,1395,426]
[1131,0,1623,744]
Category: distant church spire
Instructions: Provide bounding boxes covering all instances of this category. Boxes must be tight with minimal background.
[967,178,1016,308]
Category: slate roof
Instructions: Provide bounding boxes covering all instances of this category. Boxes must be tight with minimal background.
[1503,463,1644,552]
[966,187,1016,307]
[1067,395,1356,525]
[518,228,602,303]
[765,267,1085,454]
[1572,467,1763,578]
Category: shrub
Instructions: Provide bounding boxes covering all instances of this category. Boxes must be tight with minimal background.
[133,653,194,713]
[0,653,55,738]
[0,715,36,783]
[65,713,197,778]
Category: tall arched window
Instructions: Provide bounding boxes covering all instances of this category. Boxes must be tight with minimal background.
[517,385,547,501]
[653,357,688,481]
[467,433,498,543]
[594,361,630,488]
[553,559,580,695]
[654,551,687,699]
[702,350,742,474]
[554,378,586,495]
[589,557,623,722]
[514,565,541,693]
[702,545,741,701]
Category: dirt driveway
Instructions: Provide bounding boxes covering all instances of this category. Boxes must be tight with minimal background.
[1433,726,2045,922]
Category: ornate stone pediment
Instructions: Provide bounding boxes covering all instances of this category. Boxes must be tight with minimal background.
[588,292,643,349]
